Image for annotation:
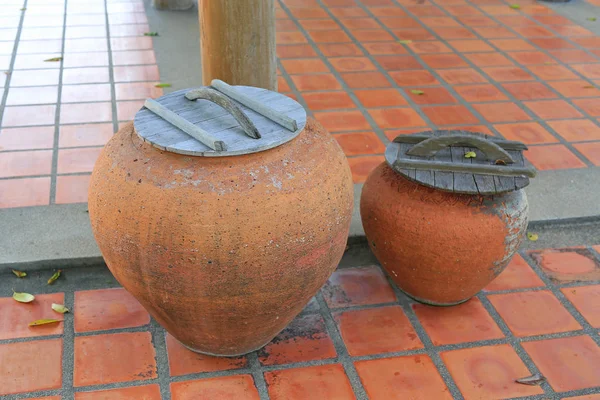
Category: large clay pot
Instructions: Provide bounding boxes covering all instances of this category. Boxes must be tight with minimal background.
[88,118,353,355]
[361,162,528,306]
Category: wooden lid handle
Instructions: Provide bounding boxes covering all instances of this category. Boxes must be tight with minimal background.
[405,133,515,163]
[185,87,261,139]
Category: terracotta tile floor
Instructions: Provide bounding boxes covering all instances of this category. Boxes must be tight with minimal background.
[2,0,600,208]
[1,245,599,399]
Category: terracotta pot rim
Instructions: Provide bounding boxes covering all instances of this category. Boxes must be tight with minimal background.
[178,338,269,357]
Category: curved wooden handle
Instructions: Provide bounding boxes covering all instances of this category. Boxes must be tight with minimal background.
[406,133,515,163]
[185,87,261,139]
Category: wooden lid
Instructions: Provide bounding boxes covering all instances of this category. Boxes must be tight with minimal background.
[134,80,307,157]
[385,130,537,195]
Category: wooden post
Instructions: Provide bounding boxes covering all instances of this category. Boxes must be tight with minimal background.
[199,0,277,91]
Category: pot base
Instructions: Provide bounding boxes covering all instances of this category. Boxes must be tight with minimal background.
[178,338,270,358]
[400,288,471,307]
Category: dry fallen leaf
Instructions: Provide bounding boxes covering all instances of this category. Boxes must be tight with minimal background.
[12,269,27,278]
[52,303,69,314]
[464,151,477,158]
[13,291,35,303]
[155,83,172,88]
[583,85,596,89]
[44,57,62,62]
[495,159,507,165]
[410,89,424,95]
[527,232,539,241]
[516,373,545,386]
[29,319,62,327]
[47,270,62,285]
[398,39,412,44]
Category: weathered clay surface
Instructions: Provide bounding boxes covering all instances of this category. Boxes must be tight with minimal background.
[360,163,528,305]
[88,118,353,356]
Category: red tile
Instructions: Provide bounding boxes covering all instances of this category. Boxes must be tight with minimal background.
[264,364,355,400]
[302,91,355,111]
[548,120,600,142]
[507,50,555,65]
[258,314,336,366]
[369,6,406,17]
[289,7,330,19]
[334,131,386,156]
[63,67,110,84]
[60,102,113,124]
[278,76,291,93]
[531,38,575,50]
[17,39,62,55]
[384,128,426,141]
[495,122,558,144]
[525,100,583,120]
[374,55,422,71]
[75,385,162,400]
[166,333,247,376]
[112,50,156,66]
[455,84,507,102]
[318,43,362,57]
[65,25,107,39]
[115,82,163,101]
[422,105,479,126]
[473,103,531,123]
[391,28,436,41]
[407,87,458,105]
[488,290,581,336]
[74,288,150,332]
[276,19,299,32]
[414,298,504,345]
[562,285,600,327]
[171,375,260,400]
[574,142,600,166]
[0,150,52,178]
[291,74,342,91]
[474,26,517,39]
[528,64,579,81]
[550,49,597,64]
[314,110,371,132]
[532,14,573,25]
[0,339,62,396]
[553,25,595,37]
[340,18,381,30]
[437,68,487,84]
[2,104,56,127]
[389,70,439,86]
[526,144,587,170]
[6,86,58,106]
[448,39,494,53]
[113,65,159,82]
[322,266,396,308]
[280,58,329,74]
[0,177,50,208]
[57,147,102,174]
[13,53,62,70]
[330,7,368,18]
[117,100,145,121]
[59,123,113,148]
[572,64,600,79]
[335,306,422,356]
[348,155,385,183]
[352,29,395,42]
[464,52,514,67]
[529,248,600,283]
[368,107,427,129]
[484,254,545,291]
[421,54,468,69]
[483,66,534,82]
[419,16,461,28]
[65,38,108,53]
[512,25,554,38]
[548,80,600,98]
[0,126,55,150]
[329,57,377,72]
[490,39,536,51]
[63,52,109,68]
[502,82,557,100]
[442,344,544,399]
[110,37,153,51]
[62,83,112,103]
[55,175,91,204]
[0,293,64,340]
[433,27,477,40]
[309,29,352,43]
[523,336,600,392]
[276,31,308,45]
[408,41,453,54]
[277,44,317,59]
[355,355,452,400]
[74,332,157,386]
[355,89,407,108]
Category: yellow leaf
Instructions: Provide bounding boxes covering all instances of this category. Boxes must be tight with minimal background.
[155,83,171,88]
[13,291,35,303]
[29,319,62,327]
[12,269,27,278]
[583,85,596,89]
[398,39,412,44]
[509,4,521,9]
[464,151,476,158]
[588,17,597,21]
[527,232,539,241]
[44,57,62,62]
[47,270,62,285]
[51,303,69,314]
[410,89,424,95]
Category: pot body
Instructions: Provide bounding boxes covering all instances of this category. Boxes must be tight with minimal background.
[88,118,353,355]
[360,163,528,305]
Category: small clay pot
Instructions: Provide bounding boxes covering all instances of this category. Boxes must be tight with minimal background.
[360,162,528,306]
[88,118,353,355]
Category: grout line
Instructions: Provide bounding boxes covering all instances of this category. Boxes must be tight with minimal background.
[149,321,172,400]
[103,4,120,136]
[61,289,76,400]
[247,351,271,400]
